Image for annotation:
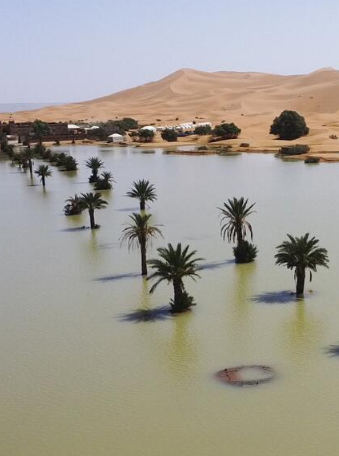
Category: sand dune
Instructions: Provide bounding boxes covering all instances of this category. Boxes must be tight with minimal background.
[3,67,339,151]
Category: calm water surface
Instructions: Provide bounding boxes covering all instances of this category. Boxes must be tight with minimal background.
[1,146,339,455]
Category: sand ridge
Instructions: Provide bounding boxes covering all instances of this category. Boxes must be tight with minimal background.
[3,67,339,153]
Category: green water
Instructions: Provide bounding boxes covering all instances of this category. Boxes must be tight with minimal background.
[1,146,339,455]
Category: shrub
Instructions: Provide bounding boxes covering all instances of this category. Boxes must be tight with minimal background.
[240,143,250,148]
[213,123,241,139]
[305,156,320,164]
[279,145,310,156]
[161,128,178,142]
[194,125,212,136]
[329,134,338,140]
[170,291,196,313]
[197,146,209,151]
[61,155,78,171]
[64,194,83,216]
[233,241,258,264]
[270,110,309,140]
[138,129,155,143]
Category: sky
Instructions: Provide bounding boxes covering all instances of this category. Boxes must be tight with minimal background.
[1,0,339,103]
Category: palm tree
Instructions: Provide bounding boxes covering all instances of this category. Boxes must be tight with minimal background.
[94,172,115,190]
[147,243,203,313]
[121,213,163,276]
[34,165,51,187]
[219,197,257,263]
[64,194,83,216]
[275,233,329,296]
[126,179,157,211]
[33,119,50,144]
[22,147,35,175]
[79,192,108,229]
[85,157,104,183]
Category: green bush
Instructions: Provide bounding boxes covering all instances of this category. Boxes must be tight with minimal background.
[270,111,309,140]
[280,145,310,156]
[305,156,320,164]
[233,241,258,264]
[194,125,212,135]
[161,128,178,142]
[213,123,241,139]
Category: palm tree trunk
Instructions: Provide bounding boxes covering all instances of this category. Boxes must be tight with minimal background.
[42,176,46,187]
[140,237,147,276]
[29,159,33,176]
[140,199,145,211]
[89,208,96,229]
[236,227,243,247]
[173,278,183,311]
[296,270,305,295]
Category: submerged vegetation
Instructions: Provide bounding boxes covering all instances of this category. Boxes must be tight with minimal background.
[148,243,203,313]
[126,179,157,211]
[219,197,257,263]
[121,213,163,276]
[79,192,108,229]
[275,233,329,295]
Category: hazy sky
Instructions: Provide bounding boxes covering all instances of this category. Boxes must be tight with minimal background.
[1,0,339,103]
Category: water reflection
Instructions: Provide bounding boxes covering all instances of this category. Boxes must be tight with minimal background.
[167,311,198,381]
[283,301,323,362]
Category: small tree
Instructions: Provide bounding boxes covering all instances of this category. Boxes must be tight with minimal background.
[147,243,203,313]
[213,123,241,139]
[121,213,163,276]
[79,192,108,229]
[35,165,51,187]
[161,128,178,142]
[275,233,329,295]
[138,129,155,143]
[194,125,212,135]
[85,157,104,182]
[270,111,309,140]
[33,119,51,144]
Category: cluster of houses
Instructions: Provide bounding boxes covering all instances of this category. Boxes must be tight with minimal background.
[155,121,212,132]
[0,119,213,144]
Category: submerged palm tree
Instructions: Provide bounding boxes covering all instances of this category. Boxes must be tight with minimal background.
[79,192,108,229]
[219,197,257,263]
[34,164,51,187]
[85,157,104,183]
[64,194,83,216]
[121,213,163,276]
[126,179,157,211]
[275,233,329,296]
[94,171,115,190]
[147,243,203,313]
[22,147,35,175]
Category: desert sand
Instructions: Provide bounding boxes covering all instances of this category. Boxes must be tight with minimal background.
[2,67,339,156]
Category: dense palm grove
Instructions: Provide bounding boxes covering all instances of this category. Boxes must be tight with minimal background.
[0,140,329,311]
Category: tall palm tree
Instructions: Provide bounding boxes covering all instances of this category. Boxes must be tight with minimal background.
[126,179,157,211]
[219,197,257,263]
[121,213,163,276]
[34,165,51,187]
[79,192,108,229]
[23,147,35,175]
[85,157,104,183]
[147,243,203,313]
[275,233,329,296]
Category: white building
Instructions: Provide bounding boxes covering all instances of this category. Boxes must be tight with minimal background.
[140,126,157,133]
[108,133,124,143]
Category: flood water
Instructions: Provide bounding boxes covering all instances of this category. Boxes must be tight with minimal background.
[1,146,339,455]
